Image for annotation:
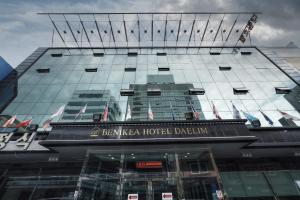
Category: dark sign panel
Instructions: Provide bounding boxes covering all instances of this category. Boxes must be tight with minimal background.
[47,120,251,141]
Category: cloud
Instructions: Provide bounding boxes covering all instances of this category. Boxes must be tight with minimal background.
[253,23,286,41]
[0,0,299,67]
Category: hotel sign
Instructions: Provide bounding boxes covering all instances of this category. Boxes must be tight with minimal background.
[90,126,209,138]
[47,120,251,141]
[0,132,48,151]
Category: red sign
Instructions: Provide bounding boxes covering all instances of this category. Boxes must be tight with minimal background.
[128,194,138,200]
[136,161,163,169]
[162,192,173,200]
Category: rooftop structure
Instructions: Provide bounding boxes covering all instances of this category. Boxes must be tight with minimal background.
[39,12,259,48]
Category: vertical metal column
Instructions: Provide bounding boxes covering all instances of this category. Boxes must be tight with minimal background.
[49,15,71,55]
[90,160,102,199]
[74,151,90,200]
[151,14,154,47]
[208,150,227,200]
[147,181,153,200]
[118,153,125,200]
[94,14,104,47]
[163,14,168,47]
[176,14,182,47]
[108,14,116,47]
[175,153,184,199]
[220,14,239,54]
[123,14,128,47]
[263,172,279,200]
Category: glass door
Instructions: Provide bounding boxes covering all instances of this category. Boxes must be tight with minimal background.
[152,179,178,200]
[122,180,148,200]
[75,145,224,200]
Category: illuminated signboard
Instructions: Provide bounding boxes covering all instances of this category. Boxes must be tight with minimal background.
[136,161,163,169]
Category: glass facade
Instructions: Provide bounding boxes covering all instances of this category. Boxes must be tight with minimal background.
[221,170,300,199]
[0,57,17,113]
[1,47,299,127]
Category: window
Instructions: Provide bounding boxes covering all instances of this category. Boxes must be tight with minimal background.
[85,68,97,72]
[120,89,134,96]
[158,67,170,71]
[125,67,136,72]
[157,52,167,56]
[128,52,138,57]
[209,52,220,55]
[233,87,249,95]
[275,87,292,94]
[93,52,104,57]
[219,66,231,71]
[189,88,205,95]
[147,88,161,96]
[36,68,50,73]
[79,93,103,98]
[241,51,252,55]
[51,53,62,57]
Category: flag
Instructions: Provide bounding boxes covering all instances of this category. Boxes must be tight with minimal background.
[148,103,154,120]
[75,104,87,120]
[42,118,52,129]
[277,109,300,121]
[241,110,258,122]
[126,104,132,121]
[241,110,261,127]
[2,115,17,127]
[42,105,65,129]
[16,119,32,128]
[232,102,241,119]
[170,102,176,120]
[212,101,222,120]
[259,110,274,126]
[51,105,65,119]
[190,103,200,120]
[102,102,109,122]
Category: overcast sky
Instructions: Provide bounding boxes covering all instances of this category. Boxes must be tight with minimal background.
[0,0,300,67]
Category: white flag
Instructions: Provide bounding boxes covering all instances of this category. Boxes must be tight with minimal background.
[126,104,132,121]
[51,105,65,119]
[212,101,222,120]
[278,109,300,121]
[2,115,17,128]
[148,103,154,120]
[232,102,241,119]
[75,104,87,120]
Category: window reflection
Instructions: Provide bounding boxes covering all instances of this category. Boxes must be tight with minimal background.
[1,48,300,127]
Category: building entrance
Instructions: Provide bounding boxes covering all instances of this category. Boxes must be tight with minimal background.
[75,146,223,200]
[122,178,178,200]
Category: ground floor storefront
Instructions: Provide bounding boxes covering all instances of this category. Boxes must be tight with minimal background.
[1,145,300,200]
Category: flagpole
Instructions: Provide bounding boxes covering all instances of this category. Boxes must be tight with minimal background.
[57,105,65,122]
[189,100,193,110]
[148,101,150,121]
[24,116,33,131]
[170,101,175,120]
[125,100,129,121]
[80,104,85,121]
[103,97,111,122]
